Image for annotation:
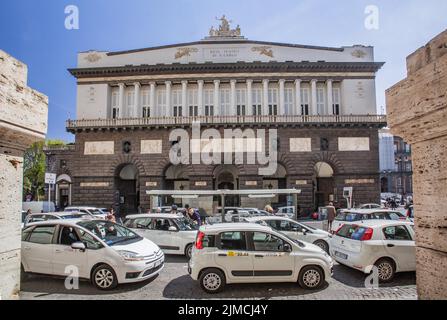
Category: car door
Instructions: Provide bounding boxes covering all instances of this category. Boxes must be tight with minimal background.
[249,231,295,281]
[150,218,178,253]
[214,231,254,282]
[22,225,57,274]
[382,225,416,271]
[52,225,88,277]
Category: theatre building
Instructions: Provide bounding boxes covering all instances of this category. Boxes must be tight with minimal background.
[45,17,386,215]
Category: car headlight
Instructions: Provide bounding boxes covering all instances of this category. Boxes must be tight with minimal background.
[117,250,144,261]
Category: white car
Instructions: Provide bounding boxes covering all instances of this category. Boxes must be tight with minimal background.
[188,223,333,293]
[64,206,108,219]
[331,209,408,233]
[245,216,332,253]
[330,220,415,282]
[275,206,295,218]
[358,203,382,209]
[224,210,251,222]
[23,212,92,228]
[21,219,164,290]
[124,214,199,258]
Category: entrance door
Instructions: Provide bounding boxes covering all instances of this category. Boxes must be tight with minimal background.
[115,164,139,215]
[316,177,334,207]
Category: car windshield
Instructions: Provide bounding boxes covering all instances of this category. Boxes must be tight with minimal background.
[77,220,141,246]
[90,209,103,215]
[174,217,199,231]
[281,233,305,248]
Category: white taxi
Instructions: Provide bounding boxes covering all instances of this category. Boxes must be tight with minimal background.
[124,213,199,258]
[188,223,333,293]
[330,220,415,282]
[244,216,332,253]
[21,219,164,290]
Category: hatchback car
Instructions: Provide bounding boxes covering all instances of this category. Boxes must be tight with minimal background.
[330,220,415,282]
[21,219,164,290]
[331,209,408,233]
[64,206,108,219]
[188,223,333,293]
[245,216,332,253]
[124,213,199,258]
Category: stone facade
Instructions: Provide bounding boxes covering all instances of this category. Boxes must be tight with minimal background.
[386,29,447,299]
[0,50,48,299]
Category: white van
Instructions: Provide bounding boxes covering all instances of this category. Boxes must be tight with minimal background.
[188,223,333,293]
[23,201,55,214]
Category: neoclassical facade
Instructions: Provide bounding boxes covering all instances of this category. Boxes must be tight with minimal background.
[46,18,386,214]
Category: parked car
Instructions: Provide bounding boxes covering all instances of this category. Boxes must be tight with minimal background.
[331,209,408,233]
[21,219,164,290]
[188,222,333,293]
[245,216,332,253]
[330,220,415,282]
[64,206,108,219]
[23,212,92,228]
[242,208,269,216]
[358,203,382,209]
[224,209,251,222]
[275,206,295,218]
[124,213,199,258]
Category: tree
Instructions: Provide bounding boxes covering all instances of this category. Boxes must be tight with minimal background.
[23,139,66,201]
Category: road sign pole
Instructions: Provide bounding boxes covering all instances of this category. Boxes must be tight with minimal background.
[48,183,51,212]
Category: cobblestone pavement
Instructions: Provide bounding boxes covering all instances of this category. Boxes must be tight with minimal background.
[20,255,417,300]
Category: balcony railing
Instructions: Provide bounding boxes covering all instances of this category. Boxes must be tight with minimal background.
[66,114,387,131]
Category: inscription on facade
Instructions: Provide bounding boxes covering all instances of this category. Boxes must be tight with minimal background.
[290,138,312,152]
[195,181,207,186]
[295,180,308,185]
[141,140,162,154]
[245,181,258,186]
[84,141,114,155]
[345,179,375,184]
[338,137,370,151]
[80,182,109,187]
[146,181,158,187]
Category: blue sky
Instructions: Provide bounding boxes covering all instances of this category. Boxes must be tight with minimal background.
[1,0,446,142]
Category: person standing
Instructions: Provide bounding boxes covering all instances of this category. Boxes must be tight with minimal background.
[187,207,201,225]
[326,202,336,232]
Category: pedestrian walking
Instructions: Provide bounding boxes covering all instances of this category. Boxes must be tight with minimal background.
[326,202,336,232]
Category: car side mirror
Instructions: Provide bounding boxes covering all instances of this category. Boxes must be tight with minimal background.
[71,241,86,251]
[168,226,178,232]
[283,243,292,252]
[302,229,308,235]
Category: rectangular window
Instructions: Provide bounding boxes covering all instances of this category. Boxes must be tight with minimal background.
[252,232,286,252]
[220,88,230,116]
[284,88,293,115]
[126,91,134,107]
[316,87,325,115]
[332,87,341,115]
[188,89,198,116]
[142,90,150,118]
[236,89,246,116]
[171,90,181,117]
[111,91,119,119]
[268,88,278,115]
[218,231,247,250]
[300,87,309,115]
[28,226,56,244]
[252,89,262,115]
[204,89,214,116]
[157,89,166,115]
[383,226,412,241]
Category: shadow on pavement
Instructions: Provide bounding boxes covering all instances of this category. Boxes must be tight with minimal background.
[20,273,158,297]
[164,255,189,263]
[163,274,328,299]
[332,263,416,288]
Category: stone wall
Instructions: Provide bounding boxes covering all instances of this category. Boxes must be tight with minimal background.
[0,50,48,299]
[386,29,447,299]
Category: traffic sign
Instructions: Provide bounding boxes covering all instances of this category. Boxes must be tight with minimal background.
[45,173,56,185]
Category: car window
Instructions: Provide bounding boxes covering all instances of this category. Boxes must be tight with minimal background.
[336,224,367,240]
[345,213,360,222]
[77,228,103,249]
[152,218,174,231]
[22,227,33,241]
[125,217,152,229]
[387,212,402,220]
[28,225,56,244]
[218,231,247,250]
[382,225,412,241]
[77,220,140,246]
[252,232,286,252]
[59,226,80,246]
[174,218,199,231]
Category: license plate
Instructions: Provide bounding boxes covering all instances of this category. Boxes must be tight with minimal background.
[334,251,348,259]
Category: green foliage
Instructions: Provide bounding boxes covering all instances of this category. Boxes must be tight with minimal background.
[23,139,66,200]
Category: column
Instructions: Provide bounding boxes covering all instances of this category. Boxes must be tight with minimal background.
[197,80,204,116]
[230,79,237,115]
[134,82,141,118]
[279,79,285,115]
[263,79,269,115]
[181,80,188,116]
[311,79,317,115]
[246,79,253,115]
[326,79,333,115]
[165,81,172,117]
[149,82,156,117]
[295,79,301,115]
[214,80,220,116]
[118,83,125,118]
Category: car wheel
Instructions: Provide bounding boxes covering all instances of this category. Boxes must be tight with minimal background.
[185,243,193,259]
[298,265,324,290]
[92,264,118,290]
[313,240,329,253]
[199,268,226,293]
[374,258,395,283]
